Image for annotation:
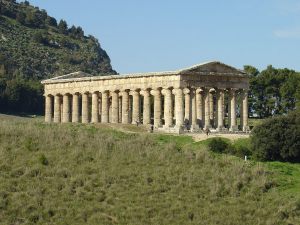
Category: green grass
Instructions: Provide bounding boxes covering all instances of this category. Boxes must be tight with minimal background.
[0,114,299,225]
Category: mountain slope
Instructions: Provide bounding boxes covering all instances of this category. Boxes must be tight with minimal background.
[0,0,116,79]
[0,0,116,114]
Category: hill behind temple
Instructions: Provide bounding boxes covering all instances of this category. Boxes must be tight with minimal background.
[0,0,116,113]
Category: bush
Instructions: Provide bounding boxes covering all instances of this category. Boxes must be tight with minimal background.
[251,111,300,162]
[208,138,229,153]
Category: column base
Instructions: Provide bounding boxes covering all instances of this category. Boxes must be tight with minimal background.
[190,124,200,132]
[243,126,250,132]
[203,125,212,131]
[229,125,239,132]
[163,124,174,129]
[216,126,227,132]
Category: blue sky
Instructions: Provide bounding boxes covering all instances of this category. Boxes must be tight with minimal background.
[25,0,300,73]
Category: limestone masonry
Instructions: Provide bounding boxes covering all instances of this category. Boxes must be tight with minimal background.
[41,61,250,133]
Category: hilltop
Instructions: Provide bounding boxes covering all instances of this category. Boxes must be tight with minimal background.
[0,0,116,113]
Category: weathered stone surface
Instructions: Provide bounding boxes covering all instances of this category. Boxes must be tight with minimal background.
[42,61,250,133]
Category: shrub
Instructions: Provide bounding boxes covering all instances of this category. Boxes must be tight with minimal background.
[251,110,300,162]
[208,138,229,153]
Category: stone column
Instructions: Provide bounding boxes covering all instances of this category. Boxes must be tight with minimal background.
[82,92,89,123]
[72,93,80,123]
[45,95,52,123]
[118,96,122,123]
[172,88,184,128]
[142,89,151,125]
[162,88,173,128]
[111,91,119,123]
[53,94,61,123]
[121,90,129,124]
[62,94,71,123]
[241,89,249,132]
[196,88,203,127]
[91,92,99,123]
[131,90,140,124]
[183,88,190,126]
[216,89,225,131]
[190,88,199,131]
[151,89,162,128]
[101,91,109,123]
[203,88,211,130]
[229,89,238,131]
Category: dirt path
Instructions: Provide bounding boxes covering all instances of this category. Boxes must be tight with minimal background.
[188,133,250,142]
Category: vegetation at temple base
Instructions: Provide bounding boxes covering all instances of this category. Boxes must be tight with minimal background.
[0,114,300,225]
[250,110,300,162]
[0,0,116,114]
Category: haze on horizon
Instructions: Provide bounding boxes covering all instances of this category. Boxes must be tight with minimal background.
[25,0,300,74]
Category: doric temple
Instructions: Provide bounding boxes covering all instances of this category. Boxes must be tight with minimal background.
[42,61,250,133]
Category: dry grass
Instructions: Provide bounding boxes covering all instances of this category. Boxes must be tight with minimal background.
[0,115,299,225]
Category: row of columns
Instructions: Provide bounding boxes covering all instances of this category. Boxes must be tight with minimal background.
[45,88,249,132]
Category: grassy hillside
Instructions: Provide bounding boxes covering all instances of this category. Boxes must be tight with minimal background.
[0,115,299,225]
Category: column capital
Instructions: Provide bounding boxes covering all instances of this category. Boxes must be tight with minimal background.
[110,90,119,94]
[161,88,172,95]
[150,89,161,96]
[129,89,140,96]
[172,88,183,95]
[229,88,238,95]
[183,88,190,95]
[209,88,216,93]
[195,88,204,94]
[140,89,150,96]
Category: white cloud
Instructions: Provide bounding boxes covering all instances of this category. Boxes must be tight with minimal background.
[274,27,300,38]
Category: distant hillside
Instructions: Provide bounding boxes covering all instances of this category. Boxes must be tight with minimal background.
[0,0,116,79]
[0,0,117,114]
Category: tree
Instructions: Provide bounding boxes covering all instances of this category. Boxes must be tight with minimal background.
[248,65,300,118]
[244,65,259,77]
[16,11,26,24]
[46,16,57,27]
[251,110,300,162]
[58,19,68,34]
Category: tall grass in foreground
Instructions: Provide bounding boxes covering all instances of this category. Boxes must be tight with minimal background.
[0,117,299,225]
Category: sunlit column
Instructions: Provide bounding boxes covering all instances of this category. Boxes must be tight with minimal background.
[162,88,173,128]
[172,88,184,128]
[62,94,70,123]
[131,90,140,124]
[142,89,151,125]
[91,92,99,123]
[72,93,79,123]
[216,89,225,131]
[229,88,238,131]
[82,92,89,123]
[53,94,61,123]
[111,90,119,123]
[101,91,109,123]
[151,89,162,128]
[45,95,52,123]
[120,90,129,124]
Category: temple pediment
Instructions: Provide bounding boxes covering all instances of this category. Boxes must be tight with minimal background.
[50,71,92,80]
[179,61,246,75]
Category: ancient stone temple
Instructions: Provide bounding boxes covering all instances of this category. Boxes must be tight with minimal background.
[42,61,250,133]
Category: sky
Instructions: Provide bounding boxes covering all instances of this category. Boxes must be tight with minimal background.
[25,0,300,73]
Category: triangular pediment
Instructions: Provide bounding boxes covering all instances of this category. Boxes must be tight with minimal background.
[47,71,92,81]
[179,61,246,75]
